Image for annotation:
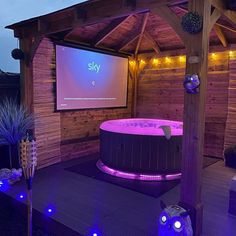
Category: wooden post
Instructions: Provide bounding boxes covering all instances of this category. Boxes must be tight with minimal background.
[19,37,34,113]
[180,0,211,235]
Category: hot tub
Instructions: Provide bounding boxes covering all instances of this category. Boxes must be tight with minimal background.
[97,118,183,181]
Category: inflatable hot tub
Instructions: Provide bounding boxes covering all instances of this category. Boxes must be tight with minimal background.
[97,118,183,181]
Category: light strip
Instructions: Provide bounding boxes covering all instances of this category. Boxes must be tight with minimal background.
[96,160,181,181]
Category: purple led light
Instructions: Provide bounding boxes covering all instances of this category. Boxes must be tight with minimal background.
[96,160,181,181]
[100,118,183,136]
[48,208,52,213]
[92,234,98,236]
[20,195,24,199]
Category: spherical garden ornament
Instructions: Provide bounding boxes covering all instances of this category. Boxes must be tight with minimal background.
[181,11,203,34]
[11,48,24,60]
[183,74,200,94]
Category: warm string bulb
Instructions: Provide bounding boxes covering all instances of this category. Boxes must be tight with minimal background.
[152,58,159,66]
[129,60,136,66]
[179,56,186,63]
[140,59,146,65]
[165,57,171,63]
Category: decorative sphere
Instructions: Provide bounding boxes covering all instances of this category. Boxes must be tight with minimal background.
[11,48,24,60]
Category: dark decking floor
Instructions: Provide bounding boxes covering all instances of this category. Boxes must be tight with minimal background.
[2,154,236,236]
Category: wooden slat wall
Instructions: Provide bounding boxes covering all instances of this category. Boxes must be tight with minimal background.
[136,51,229,158]
[224,51,236,149]
[33,38,61,168]
[32,37,132,167]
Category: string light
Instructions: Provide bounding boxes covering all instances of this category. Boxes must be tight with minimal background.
[179,56,186,63]
[129,60,136,66]
[165,57,171,63]
[152,58,159,65]
[140,59,146,64]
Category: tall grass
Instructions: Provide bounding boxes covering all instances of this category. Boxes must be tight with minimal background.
[0,98,33,145]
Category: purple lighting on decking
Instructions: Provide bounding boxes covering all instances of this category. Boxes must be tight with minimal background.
[96,160,181,181]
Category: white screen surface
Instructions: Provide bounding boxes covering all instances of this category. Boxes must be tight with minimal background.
[56,45,128,110]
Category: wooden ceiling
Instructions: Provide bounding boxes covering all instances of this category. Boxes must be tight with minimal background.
[6,0,236,55]
[50,2,236,54]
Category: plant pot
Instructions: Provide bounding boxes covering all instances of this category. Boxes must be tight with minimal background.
[9,144,20,169]
[0,145,11,169]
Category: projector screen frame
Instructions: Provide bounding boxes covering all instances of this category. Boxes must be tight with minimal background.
[54,41,130,112]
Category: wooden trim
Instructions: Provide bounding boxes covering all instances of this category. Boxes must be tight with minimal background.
[216,22,236,34]
[214,24,228,47]
[94,15,133,46]
[118,32,141,51]
[212,0,236,24]
[151,6,188,45]
[143,31,160,54]
[135,12,149,55]
[28,36,43,65]
[61,136,99,145]
[209,8,221,33]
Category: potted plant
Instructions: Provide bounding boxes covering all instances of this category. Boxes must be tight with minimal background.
[0,98,33,169]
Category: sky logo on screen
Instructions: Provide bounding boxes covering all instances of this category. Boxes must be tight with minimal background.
[88,62,101,73]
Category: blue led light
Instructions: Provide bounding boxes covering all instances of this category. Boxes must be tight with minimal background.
[0,180,9,191]
[16,193,26,201]
[92,234,98,236]
[45,205,56,216]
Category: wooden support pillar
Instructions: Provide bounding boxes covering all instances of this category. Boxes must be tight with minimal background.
[180,0,211,235]
[19,37,34,126]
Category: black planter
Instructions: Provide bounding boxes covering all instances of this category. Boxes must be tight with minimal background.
[0,145,10,169]
[224,146,236,169]
[0,144,20,169]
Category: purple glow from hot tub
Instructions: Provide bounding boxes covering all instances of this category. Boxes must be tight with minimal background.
[96,160,181,181]
[100,118,183,136]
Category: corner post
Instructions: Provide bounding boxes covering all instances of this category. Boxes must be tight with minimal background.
[180,0,211,235]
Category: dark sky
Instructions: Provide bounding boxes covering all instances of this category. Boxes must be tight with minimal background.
[1,0,87,73]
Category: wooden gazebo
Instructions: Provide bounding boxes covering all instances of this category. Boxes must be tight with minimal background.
[6,0,236,235]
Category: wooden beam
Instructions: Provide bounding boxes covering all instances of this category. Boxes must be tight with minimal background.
[216,22,236,33]
[135,13,149,55]
[177,5,236,34]
[143,31,160,54]
[94,15,133,46]
[214,24,228,47]
[212,0,236,24]
[117,32,140,51]
[180,0,212,235]
[209,8,221,33]
[151,6,188,45]
[8,0,192,39]
[19,37,34,114]
[28,36,43,65]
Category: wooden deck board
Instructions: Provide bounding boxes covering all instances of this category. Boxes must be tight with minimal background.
[4,157,236,235]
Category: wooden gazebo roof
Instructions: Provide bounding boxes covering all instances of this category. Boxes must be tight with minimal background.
[6,0,236,55]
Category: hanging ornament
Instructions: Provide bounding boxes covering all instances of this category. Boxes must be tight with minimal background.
[181,12,203,34]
